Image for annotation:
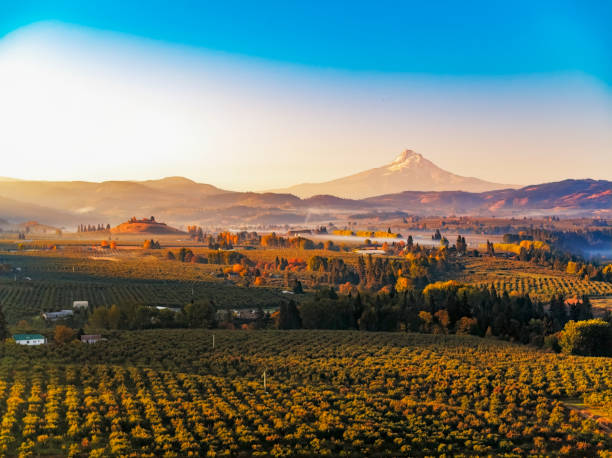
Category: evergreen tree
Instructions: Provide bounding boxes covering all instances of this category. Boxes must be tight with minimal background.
[278,301,301,329]
[0,304,9,341]
[292,279,304,294]
[549,295,568,332]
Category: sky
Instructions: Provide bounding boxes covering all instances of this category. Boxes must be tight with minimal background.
[0,0,611,190]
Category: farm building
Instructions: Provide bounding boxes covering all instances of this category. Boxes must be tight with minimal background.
[42,310,74,321]
[73,301,89,309]
[154,306,182,313]
[81,334,104,344]
[13,334,47,345]
[287,229,312,236]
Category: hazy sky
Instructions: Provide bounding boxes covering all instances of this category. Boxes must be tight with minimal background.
[1,1,611,190]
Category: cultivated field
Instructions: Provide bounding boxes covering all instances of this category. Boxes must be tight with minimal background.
[3,242,612,323]
[0,330,609,456]
[453,257,612,302]
[0,252,288,323]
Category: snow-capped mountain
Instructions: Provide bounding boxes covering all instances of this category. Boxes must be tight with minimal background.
[272,149,515,199]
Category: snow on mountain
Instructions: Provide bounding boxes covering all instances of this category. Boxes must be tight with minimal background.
[272,149,515,199]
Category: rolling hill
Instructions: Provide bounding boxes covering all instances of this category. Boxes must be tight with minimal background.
[111,217,186,234]
[0,174,609,228]
[365,179,612,216]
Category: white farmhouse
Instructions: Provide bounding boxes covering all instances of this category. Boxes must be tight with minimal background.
[42,310,74,321]
[13,334,47,345]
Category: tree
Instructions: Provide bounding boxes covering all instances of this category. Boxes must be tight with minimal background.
[486,241,495,256]
[143,239,161,249]
[278,301,301,329]
[300,298,354,329]
[456,235,467,254]
[395,277,410,293]
[183,301,217,328]
[0,305,9,341]
[558,319,612,356]
[292,279,304,294]
[88,306,109,329]
[54,325,75,344]
[107,305,121,330]
[418,311,433,333]
[549,295,568,332]
[456,316,478,335]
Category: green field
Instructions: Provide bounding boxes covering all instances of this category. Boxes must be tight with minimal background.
[0,253,289,323]
[0,330,609,456]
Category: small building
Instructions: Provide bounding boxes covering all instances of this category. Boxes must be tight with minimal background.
[14,334,47,346]
[288,229,312,236]
[42,310,74,321]
[154,306,181,313]
[353,249,386,255]
[80,334,103,344]
[73,301,89,309]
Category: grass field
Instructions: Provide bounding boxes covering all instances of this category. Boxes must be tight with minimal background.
[0,330,609,456]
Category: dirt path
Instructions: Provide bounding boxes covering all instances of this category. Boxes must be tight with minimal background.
[565,402,612,435]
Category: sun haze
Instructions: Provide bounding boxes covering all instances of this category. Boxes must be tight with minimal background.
[0,1,611,190]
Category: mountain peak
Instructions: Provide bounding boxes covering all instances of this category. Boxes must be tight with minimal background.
[388,149,426,171]
[270,148,515,198]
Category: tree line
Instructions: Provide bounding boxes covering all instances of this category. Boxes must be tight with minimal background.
[77,223,110,232]
[277,283,611,356]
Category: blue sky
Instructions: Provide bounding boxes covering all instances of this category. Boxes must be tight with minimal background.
[0,1,611,188]
[2,1,610,83]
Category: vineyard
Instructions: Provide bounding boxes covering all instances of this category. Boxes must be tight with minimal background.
[479,276,612,301]
[0,330,609,456]
[0,252,220,283]
[0,280,287,323]
[454,257,612,302]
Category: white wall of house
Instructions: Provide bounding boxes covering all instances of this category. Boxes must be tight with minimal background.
[15,338,46,346]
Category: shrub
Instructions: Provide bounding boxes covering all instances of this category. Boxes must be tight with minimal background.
[558,319,612,356]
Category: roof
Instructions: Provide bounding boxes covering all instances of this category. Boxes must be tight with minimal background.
[13,334,45,340]
[43,310,74,317]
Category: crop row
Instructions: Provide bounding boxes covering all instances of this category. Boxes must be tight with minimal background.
[478,276,612,300]
[0,330,609,456]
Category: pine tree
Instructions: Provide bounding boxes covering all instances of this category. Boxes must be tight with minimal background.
[0,305,8,341]
[279,301,302,329]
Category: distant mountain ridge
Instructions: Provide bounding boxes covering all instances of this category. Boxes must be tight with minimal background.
[272,150,516,198]
[0,175,609,227]
[364,179,612,216]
